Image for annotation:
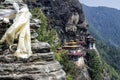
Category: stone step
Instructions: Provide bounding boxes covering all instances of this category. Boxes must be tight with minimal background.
[0,61,62,75]
[0,70,66,80]
[9,40,51,53]
[49,69,66,80]
[31,40,51,53]
[31,29,38,39]
[0,52,54,63]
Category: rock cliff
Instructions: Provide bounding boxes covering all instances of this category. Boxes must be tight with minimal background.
[26,0,91,80]
[27,0,89,43]
[0,1,66,80]
[0,0,111,80]
[26,0,111,80]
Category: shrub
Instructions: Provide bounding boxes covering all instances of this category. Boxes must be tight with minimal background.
[86,50,103,80]
[31,8,59,51]
[55,51,77,80]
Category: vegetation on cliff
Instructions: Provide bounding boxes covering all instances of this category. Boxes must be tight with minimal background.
[30,6,120,80]
[96,41,120,74]
[84,31,120,80]
[103,61,120,80]
[88,25,120,79]
[82,4,120,47]
[86,49,120,80]
[82,4,120,79]
[86,50,103,80]
[30,8,59,51]
[96,41,120,80]
[31,8,77,80]
[55,51,77,80]
[86,25,120,80]
[31,8,55,43]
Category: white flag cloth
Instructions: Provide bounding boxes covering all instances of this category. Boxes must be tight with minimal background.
[0,3,32,58]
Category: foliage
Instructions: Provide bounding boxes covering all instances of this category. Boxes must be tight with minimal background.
[30,6,120,80]
[66,74,73,80]
[31,8,76,80]
[54,51,77,80]
[95,41,120,80]
[97,42,120,73]
[83,4,120,47]
[82,5,120,78]
[30,8,59,51]
[96,41,120,74]
[103,62,120,80]
[86,50,103,80]
[30,8,47,28]
[37,26,57,45]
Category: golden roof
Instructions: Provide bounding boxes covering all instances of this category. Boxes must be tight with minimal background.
[65,40,78,45]
[62,45,79,49]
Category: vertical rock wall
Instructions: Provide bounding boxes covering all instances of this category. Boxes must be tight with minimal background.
[25,0,91,80]
[27,0,89,43]
[0,1,66,80]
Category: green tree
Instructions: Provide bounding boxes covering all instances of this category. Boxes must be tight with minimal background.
[31,8,59,51]
[86,50,103,80]
[103,62,120,80]
[55,51,77,80]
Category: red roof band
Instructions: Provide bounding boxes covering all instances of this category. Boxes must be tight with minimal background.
[67,51,85,57]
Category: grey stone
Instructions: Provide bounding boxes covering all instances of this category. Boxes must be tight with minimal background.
[65,24,77,32]
[76,67,91,80]
[29,0,86,41]
[31,29,38,39]
[31,40,51,53]
[0,52,54,63]
[0,1,66,80]
[9,40,51,53]
[4,0,23,4]
[0,61,66,80]
[30,18,41,29]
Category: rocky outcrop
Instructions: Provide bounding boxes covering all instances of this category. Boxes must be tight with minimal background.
[27,0,89,43]
[24,0,112,80]
[27,0,90,80]
[24,0,91,80]
[76,67,91,80]
[0,1,66,80]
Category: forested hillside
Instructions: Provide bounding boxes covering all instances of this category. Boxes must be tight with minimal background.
[82,4,120,47]
[82,4,120,77]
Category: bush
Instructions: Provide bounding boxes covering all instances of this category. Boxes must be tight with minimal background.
[66,74,73,80]
[55,51,77,80]
[103,62,120,80]
[30,8,59,51]
[86,50,103,80]
[30,8,47,28]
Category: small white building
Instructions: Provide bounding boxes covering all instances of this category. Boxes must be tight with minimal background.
[89,42,96,49]
[86,36,96,49]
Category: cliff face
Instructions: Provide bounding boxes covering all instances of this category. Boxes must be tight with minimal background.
[29,1,111,80]
[0,0,112,80]
[26,0,91,80]
[29,0,89,43]
[0,1,66,80]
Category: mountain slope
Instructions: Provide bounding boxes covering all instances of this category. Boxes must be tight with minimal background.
[82,4,120,47]
[82,4,120,75]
